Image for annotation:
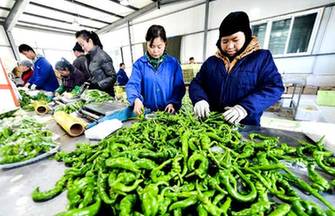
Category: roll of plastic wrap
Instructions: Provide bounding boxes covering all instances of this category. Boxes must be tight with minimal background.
[33,101,49,115]
[53,111,87,136]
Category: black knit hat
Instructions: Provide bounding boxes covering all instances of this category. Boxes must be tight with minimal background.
[216,11,252,48]
[73,42,84,52]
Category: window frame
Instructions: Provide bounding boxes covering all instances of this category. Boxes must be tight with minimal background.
[251,8,323,57]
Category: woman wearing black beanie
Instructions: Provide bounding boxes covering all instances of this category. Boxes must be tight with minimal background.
[189,11,285,126]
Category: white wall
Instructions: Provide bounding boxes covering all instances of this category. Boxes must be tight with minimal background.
[180,33,204,64]
[318,6,335,53]
[11,27,76,67]
[0,26,16,74]
[209,0,334,28]
[131,4,205,44]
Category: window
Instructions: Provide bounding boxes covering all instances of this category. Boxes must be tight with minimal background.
[287,13,317,53]
[269,19,291,55]
[250,9,320,56]
[252,23,267,48]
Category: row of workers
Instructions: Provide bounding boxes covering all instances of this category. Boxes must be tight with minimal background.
[126,11,284,126]
[17,11,284,126]
[16,32,128,96]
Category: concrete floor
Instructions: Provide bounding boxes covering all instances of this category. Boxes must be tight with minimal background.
[0,116,89,216]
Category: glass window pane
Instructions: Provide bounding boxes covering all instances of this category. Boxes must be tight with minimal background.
[269,18,291,55]
[288,13,317,53]
[252,23,267,48]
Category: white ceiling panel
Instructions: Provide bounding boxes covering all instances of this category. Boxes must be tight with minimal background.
[25,4,108,28]
[19,14,96,32]
[78,0,134,16]
[30,0,119,22]
[134,0,204,23]
[129,0,153,8]
[0,10,9,18]
[2,0,202,36]
[0,0,14,8]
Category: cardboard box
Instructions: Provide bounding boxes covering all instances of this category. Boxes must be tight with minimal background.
[286,86,295,94]
[319,86,335,91]
[303,86,318,95]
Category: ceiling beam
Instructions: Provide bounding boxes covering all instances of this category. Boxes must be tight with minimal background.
[4,0,30,31]
[18,20,77,33]
[0,6,10,11]
[64,0,124,19]
[96,1,157,34]
[29,2,112,25]
[23,12,99,30]
[108,0,139,11]
[16,23,75,35]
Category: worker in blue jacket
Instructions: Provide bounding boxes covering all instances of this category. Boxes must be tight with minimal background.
[19,44,59,92]
[116,63,129,86]
[189,11,284,126]
[126,25,185,115]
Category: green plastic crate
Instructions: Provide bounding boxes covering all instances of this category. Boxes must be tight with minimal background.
[317,90,335,106]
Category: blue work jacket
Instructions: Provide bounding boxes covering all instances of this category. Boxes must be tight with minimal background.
[126,54,185,111]
[29,56,59,91]
[189,50,284,125]
[116,69,129,86]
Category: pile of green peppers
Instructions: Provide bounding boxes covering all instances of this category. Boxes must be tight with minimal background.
[18,90,51,111]
[81,89,113,103]
[55,101,85,114]
[0,117,56,164]
[33,109,335,215]
[54,89,114,114]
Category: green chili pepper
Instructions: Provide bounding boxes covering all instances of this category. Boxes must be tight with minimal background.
[180,130,191,177]
[139,184,160,216]
[55,197,101,216]
[105,157,140,173]
[284,168,335,211]
[268,203,291,216]
[220,197,231,216]
[197,204,208,216]
[97,172,114,204]
[291,200,309,216]
[135,158,158,170]
[220,168,257,202]
[120,194,137,216]
[187,151,209,179]
[169,196,198,211]
[196,182,222,215]
[111,179,143,195]
[313,151,335,176]
[32,176,67,202]
[307,163,330,191]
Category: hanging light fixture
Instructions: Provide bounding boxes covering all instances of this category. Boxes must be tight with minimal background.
[71,0,81,30]
[72,18,80,30]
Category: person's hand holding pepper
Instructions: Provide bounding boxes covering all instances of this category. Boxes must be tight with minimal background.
[133,98,144,115]
[223,105,247,124]
[164,103,175,113]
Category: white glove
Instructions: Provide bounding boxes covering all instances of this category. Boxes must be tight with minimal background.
[223,105,247,124]
[30,84,37,90]
[194,100,210,118]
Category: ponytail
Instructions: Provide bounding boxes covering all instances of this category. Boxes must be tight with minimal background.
[75,30,103,49]
[90,31,103,50]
